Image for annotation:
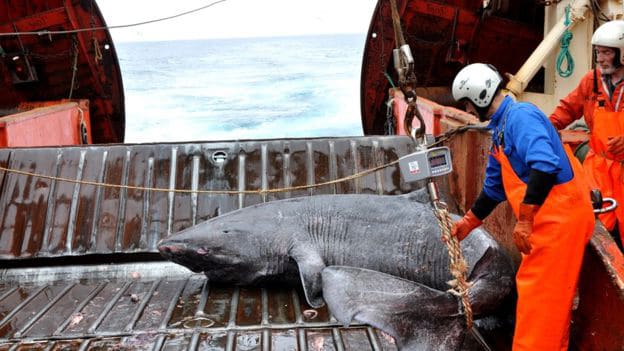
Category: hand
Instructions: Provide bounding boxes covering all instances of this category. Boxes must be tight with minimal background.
[607,136,624,156]
[513,203,540,255]
[450,210,482,242]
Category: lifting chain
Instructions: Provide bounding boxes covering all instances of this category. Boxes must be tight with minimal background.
[388,0,426,142]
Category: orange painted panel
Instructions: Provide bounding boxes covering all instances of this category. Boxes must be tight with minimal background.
[0,101,91,147]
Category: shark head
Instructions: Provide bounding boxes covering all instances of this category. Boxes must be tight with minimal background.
[158,210,284,284]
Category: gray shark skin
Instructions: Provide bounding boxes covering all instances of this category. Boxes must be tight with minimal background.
[321,246,506,351]
[158,190,514,350]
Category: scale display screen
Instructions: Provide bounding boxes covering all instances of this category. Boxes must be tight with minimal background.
[398,146,453,182]
[428,154,448,168]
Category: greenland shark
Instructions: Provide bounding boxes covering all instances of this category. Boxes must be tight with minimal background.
[158,190,515,350]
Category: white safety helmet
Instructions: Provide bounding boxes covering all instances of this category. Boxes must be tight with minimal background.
[452,63,503,108]
[591,20,624,65]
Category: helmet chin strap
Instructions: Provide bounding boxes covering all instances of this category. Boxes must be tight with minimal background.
[476,106,490,122]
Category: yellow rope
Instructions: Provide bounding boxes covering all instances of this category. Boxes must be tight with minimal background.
[0,159,399,195]
[435,205,474,329]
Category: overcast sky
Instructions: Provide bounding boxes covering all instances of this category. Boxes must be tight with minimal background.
[97,0,379,42]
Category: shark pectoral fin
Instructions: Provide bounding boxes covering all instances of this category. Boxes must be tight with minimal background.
[322,266,466,351]
[289,244,326,308]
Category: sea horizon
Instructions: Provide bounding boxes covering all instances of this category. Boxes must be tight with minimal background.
[112,31,369,44]
[115,33,368,143]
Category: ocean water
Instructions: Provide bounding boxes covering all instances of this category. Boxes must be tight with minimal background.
[116,34,367,143]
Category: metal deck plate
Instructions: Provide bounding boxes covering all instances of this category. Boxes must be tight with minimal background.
[0,263,398,351]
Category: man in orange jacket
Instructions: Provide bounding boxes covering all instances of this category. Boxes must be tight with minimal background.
[450,63,595,350]
[549,20,624,248]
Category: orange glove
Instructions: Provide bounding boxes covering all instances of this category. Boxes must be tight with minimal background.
[607,136,624,156]
[450,210,482,241]
[513,203,540,255]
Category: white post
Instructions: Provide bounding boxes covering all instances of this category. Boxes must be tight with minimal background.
[506,0,591,98]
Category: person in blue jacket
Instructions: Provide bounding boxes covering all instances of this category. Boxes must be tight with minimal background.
[449,63,595,350]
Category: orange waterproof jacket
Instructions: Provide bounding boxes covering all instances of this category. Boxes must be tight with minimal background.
[550,68,624,130]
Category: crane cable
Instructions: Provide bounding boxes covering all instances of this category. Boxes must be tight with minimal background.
[0,0,228,37]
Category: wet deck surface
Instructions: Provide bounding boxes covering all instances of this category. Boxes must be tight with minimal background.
[0,263,399,351]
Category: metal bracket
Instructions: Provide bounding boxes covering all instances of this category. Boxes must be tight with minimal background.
[594,197,618,214]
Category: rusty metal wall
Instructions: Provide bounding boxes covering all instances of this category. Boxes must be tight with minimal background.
[0,136,420,260]
[571,225,624,350]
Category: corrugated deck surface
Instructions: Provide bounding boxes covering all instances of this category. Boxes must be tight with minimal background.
[0,136,443,350]
[0,263,399,351]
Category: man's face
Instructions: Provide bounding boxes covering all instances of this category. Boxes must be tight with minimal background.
[595,46,618,74]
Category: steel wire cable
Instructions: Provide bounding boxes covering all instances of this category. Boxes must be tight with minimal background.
[0,0,228,37]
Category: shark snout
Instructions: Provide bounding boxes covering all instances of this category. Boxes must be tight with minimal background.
[157,241,186,256]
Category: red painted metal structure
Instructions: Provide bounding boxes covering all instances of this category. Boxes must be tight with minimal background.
[0,0,124,144]
[361,0,544,135]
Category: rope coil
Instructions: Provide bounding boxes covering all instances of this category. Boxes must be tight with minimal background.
[556,5,575,78]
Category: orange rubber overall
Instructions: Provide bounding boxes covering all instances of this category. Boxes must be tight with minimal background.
[550,68,624,238]
[584,94,624,240]
[492,145,594,351]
